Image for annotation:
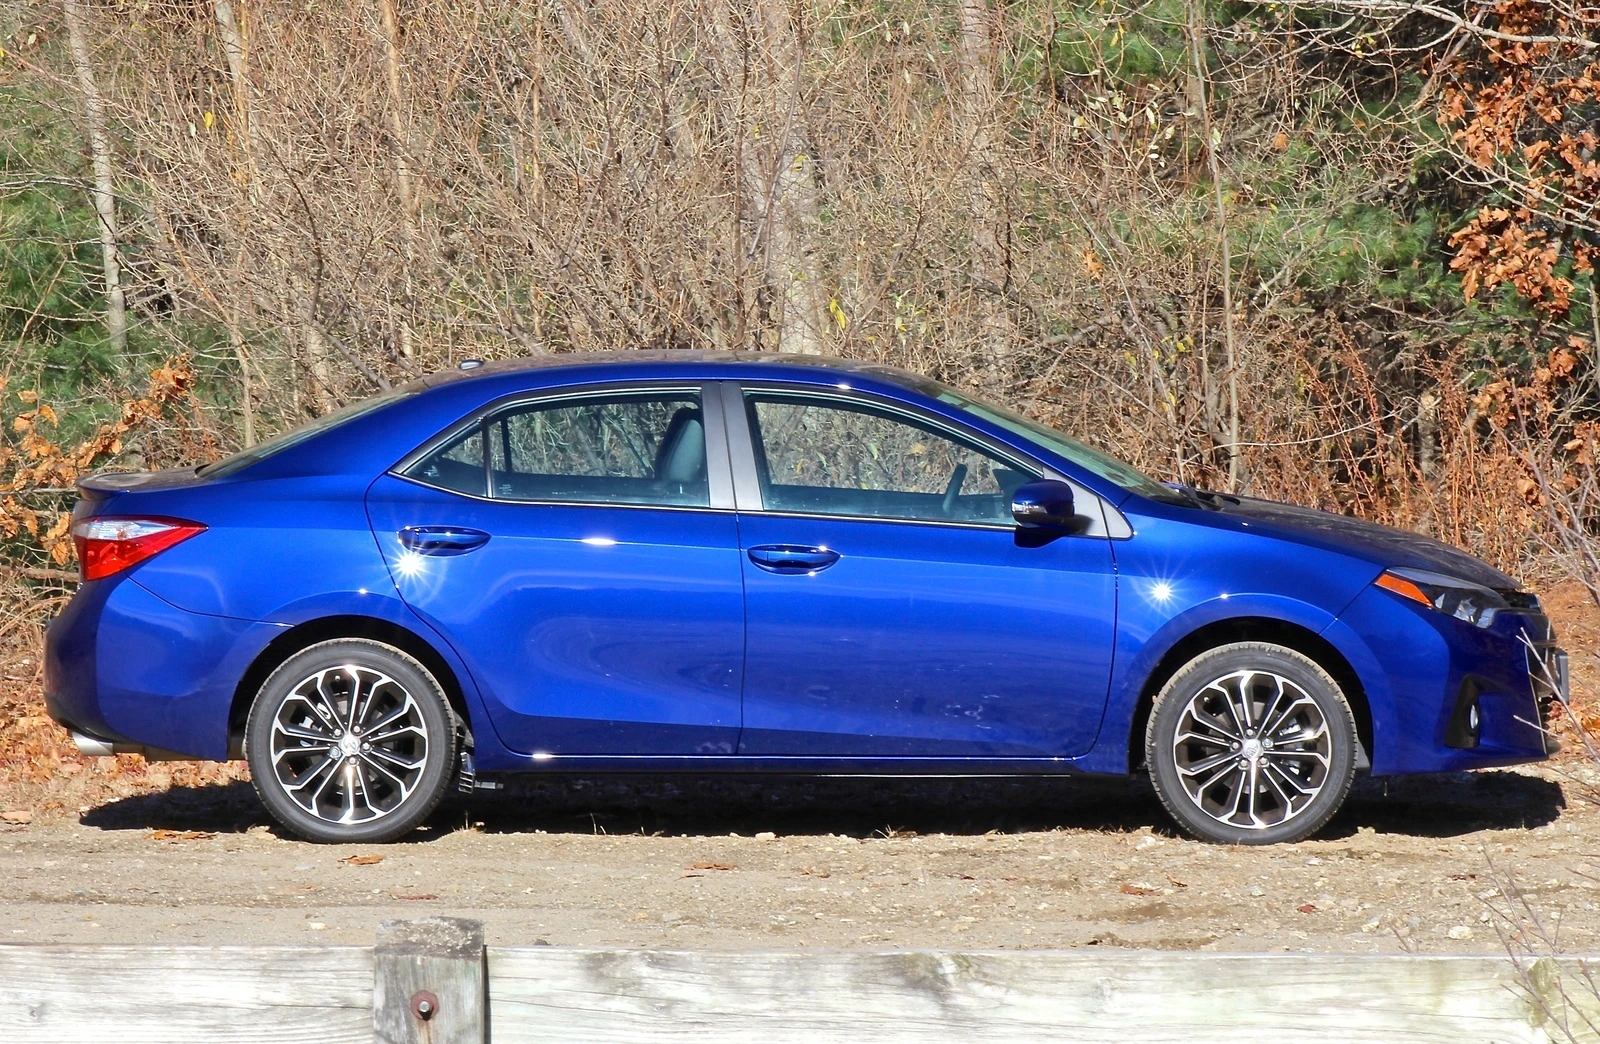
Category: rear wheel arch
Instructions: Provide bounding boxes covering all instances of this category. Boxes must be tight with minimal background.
[228,615,471,757]
[1126,617,1372,773]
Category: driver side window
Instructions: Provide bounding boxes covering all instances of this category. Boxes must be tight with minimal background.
[745,393,1033,524]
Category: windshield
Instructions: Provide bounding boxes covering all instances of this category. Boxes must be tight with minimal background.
[198,385,418,478]
[918,381,1184,504]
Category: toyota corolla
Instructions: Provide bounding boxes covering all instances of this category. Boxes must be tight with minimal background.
[44,352,1567,844]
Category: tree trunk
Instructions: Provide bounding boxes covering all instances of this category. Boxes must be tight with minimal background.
[61,0,129,367]
[377,0,418,362]
[754,0,824,354]
[705,1,825,354]
[213,0,256,444]
[957,0,1013,384]
[1187,0,1241,492]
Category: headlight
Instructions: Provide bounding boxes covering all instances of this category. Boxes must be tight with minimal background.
[1374,567,1509,627]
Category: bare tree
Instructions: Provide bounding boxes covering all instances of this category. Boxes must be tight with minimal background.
[956,0,1012,383]
[1186,0,1240,492]
[60,0,128,367]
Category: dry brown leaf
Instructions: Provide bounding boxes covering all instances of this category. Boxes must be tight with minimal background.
[687,861,735,871]
[1,809,32,824]
[1119,882,1159,897]
[1166,875,1189,888]
[393,893,438,901]
[148,829,213,842]
[340,854,384,866]
[1297,903,1317,914]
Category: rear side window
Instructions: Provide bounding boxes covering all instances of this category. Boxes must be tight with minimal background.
[403,426,486,496]
[403,392,709,508]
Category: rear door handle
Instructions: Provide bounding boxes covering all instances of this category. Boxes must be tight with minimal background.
[398,526,491,555]
[747,544,841,574]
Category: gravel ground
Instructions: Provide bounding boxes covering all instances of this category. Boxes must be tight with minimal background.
[3,767,1598,952]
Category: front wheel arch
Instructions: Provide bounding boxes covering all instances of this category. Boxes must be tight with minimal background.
[1127,617,1371,774]
[228,615,471,758]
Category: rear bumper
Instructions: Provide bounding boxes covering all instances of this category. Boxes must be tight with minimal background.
[44,576,287,761]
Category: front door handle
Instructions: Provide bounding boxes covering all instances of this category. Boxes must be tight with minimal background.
[398,526,491,556]
[747,544,841,574]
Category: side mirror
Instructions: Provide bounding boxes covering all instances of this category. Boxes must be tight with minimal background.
[1012,479,1077,529]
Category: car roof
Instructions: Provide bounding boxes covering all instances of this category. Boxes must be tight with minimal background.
[410,350,933,393]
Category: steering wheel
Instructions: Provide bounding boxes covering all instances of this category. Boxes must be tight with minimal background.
[940,463,969,518]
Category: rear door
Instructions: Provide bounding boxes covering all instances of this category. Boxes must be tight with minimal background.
[726,383,1119,759]
[366,382,746,757]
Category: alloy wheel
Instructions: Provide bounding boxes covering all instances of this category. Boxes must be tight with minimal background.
[1169,669,1332,831]
[267,664,430,826]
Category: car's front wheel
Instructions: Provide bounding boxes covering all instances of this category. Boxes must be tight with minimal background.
[1146,642,1358,845]
[245,639,457,844]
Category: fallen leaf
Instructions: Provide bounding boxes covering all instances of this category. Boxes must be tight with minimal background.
[955,873,976,880]
[1120,883,1159,897]
[1166,875,1188,888]
[687,861,735,871]
[1448,873,1478,881]
[393,893,438,901]
[148,829,212,842]
[1,810,32,824]
[798,867,831,878]
[1297,903,1317,914]
[340,854,384,866]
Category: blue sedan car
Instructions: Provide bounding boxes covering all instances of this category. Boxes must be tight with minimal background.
[45,352,1566,844]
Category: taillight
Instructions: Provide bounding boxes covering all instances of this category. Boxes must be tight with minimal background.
[71,517,206,581]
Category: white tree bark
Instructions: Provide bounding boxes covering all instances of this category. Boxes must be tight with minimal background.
[705,0,826,354]
[213,0,256,444]
[1188,0,1241,491]
[957,0,1012,381]
[61,0,129,366]
[377,0,419,362]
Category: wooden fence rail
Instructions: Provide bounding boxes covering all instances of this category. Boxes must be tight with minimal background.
[2,918,1598,1043]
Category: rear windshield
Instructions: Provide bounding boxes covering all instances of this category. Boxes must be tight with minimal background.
[197,386,418,479]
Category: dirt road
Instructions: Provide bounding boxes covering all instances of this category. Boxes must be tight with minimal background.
[3,768,1597,953]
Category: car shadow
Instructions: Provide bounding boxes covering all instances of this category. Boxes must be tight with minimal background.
[77,768,1568,841]
[1328,769,1568,839]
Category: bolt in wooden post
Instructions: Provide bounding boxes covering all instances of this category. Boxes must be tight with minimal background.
[374,917,487,1044]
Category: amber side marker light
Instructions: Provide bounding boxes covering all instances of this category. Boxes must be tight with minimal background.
[1374,571,1432,607]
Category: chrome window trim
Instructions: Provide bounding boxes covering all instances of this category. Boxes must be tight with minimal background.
[389,382,735,511]
[384,471,739,515]
[727,381,1127,539]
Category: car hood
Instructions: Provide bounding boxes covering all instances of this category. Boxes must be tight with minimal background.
[1214,494,1519,590]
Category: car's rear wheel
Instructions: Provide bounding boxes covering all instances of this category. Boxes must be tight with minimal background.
[1145,642,1358,845]
[245,639,457,844]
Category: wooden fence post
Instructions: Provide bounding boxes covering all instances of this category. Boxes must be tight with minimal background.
[373,917,487,1044]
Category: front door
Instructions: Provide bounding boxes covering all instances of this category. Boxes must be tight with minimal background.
[366,384,745,757]
[730,386,1118,759]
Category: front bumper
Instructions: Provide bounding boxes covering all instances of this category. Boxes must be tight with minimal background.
[1330,586,1559,775]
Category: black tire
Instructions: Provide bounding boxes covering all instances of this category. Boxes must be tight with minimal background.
[1145,642,1358,845]
[245,639,458,844]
